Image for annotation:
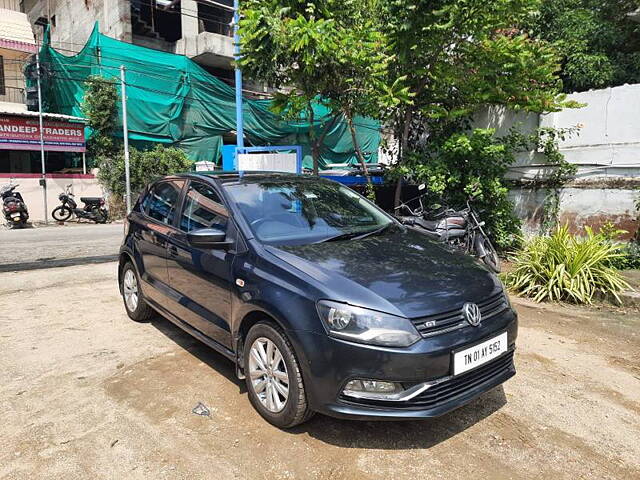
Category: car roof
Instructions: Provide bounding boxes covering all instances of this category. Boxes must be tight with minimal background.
[168,171,328,186]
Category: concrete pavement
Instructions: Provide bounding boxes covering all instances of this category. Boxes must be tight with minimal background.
[1,263,639,479]
[0,223,123,272]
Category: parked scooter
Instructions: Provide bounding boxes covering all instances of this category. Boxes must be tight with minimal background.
[51,184,108,223]
[394,185,501,273]
[1,182,29,228]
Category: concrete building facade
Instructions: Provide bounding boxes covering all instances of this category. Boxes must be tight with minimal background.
[475,84,640,237]
[23,0,240,86]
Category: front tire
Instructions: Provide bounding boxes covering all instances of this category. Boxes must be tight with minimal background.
[120,261,153,322]
[478,235,501,273]
[52,206,73,222]
[244,323,314,428]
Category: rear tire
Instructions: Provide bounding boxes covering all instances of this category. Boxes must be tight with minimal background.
[52,206,73,222]
[244,322,314,428]
[120,261,153,322]
[95,208,109,224]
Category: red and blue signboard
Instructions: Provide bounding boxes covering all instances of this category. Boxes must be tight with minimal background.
[0,115,86,153]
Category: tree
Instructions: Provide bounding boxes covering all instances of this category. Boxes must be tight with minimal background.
[82,75,119,161]
[528,0,640,92]
[381,0,576,206]
[319,2,411,191]
[239,0,401,177]
[97,145,192,200]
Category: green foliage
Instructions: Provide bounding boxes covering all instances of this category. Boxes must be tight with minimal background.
[503,225,630,304]
[597,221,640,270]
[515,126,580,233]
[82,76,119,160]
[380,0,576,210]
[388,128,517,250]
[96,145,192,199]
[382,0,572,134]
[528,0,640,92]
[240,0,403,174]
[608,242,640,270]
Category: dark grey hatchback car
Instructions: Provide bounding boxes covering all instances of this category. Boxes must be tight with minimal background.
[118,172,517,428]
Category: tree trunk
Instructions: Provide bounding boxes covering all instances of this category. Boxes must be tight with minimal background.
[393,107,413,208]
[308,103,319,176]
[310,113,340,175]
[347,115,372,187]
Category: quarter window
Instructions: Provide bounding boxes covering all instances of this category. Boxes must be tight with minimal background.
[180,182,228,232]
[142,180,184,225]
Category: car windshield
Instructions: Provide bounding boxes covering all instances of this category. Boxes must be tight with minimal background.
[223,177,395,246]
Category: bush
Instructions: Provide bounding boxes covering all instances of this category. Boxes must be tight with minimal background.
[597,221,640,270]
[388,128,523,250]
[97,144,193,201]
[503,225,630,304]
[607,242,640,271]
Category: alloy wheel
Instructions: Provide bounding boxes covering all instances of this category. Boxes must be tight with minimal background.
[248,337,290,413]
[123,269,139,312]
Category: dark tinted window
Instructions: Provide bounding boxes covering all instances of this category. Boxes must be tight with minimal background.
[180,182,228,232]
[143,180,183,225]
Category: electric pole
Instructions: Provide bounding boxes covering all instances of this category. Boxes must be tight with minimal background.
[120,66,131,214]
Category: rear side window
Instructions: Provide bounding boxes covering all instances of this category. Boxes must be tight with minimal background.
[142,180,184,225]
[179,182,228,232]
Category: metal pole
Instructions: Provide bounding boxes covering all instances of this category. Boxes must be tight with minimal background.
[120,66,132,214]
[36,50,48,224]
[82,152,87,174]
[233,0,244,151]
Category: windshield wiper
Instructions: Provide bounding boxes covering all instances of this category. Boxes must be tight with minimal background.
[352,223,393,240]
[315,224,393,243]
[314,230,364,243]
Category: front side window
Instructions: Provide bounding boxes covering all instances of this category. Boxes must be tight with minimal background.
[142,180,184,225]
[224,178,394,246]
[179,182,228,232]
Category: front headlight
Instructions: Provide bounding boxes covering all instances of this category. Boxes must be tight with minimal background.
[316,300,420,347]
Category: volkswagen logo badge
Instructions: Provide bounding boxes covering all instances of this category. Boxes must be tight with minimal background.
[463,302,482,327]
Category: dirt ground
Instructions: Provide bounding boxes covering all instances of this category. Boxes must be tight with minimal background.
[0,262,639,480]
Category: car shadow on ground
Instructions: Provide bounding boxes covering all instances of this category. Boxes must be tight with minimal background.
[150,314,507,450]
[150,314,247,394]
[294,386,506,449]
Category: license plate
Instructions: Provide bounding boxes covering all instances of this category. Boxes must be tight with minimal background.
[453,332,507,376]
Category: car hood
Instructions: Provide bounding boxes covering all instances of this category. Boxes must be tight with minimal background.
[264,227,502,318]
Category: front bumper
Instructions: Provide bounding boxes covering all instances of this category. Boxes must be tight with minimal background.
[290,308,518,420]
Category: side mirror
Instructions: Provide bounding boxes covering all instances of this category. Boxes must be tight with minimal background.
[187,228,232,249]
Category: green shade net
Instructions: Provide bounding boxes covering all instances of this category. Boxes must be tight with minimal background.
[38,23,380,169]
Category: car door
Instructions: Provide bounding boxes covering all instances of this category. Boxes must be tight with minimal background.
[135,179,184,305]
[165,180,235,349]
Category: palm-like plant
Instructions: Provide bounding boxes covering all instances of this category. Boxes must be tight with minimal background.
[503,225,630,304]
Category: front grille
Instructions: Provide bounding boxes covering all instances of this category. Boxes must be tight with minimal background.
[411,292,508,338]
[341,350,515,410]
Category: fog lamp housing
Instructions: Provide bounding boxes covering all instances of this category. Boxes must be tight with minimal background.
[342,378,405,400]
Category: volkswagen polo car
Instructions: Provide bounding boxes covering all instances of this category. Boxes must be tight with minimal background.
[118,172,517,428]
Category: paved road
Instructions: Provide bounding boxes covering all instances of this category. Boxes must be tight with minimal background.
[0,263,638,479]
[0,223,122,271]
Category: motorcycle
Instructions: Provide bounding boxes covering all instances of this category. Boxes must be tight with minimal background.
[1,182,29,228]
[51,184,108,223]
[394,185,501,273]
